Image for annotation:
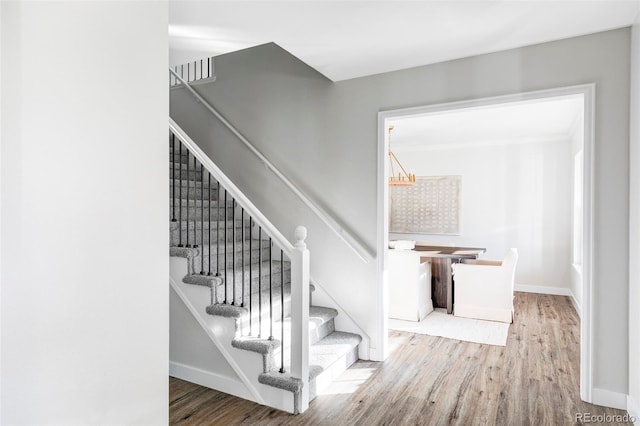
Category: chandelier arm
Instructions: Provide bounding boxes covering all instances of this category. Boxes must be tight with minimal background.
[389,152,397,180]
[389,151,413,180]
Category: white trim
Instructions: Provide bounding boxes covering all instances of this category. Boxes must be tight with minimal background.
[581,84,596,404]
[169,273,266,405]
[375,115,390,361]
[591,388,628,411]
[170,361,254,402]
[394,135,570,153]
[628,394,640,426]
[376,83,596,396]
[570,292,582,319]
[514,284,572,296]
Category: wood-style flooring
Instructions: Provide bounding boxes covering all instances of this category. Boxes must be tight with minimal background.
[169,292,632,425]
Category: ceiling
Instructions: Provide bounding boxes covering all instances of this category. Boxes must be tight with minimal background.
[389,95,584,151]
[169,1,640,81]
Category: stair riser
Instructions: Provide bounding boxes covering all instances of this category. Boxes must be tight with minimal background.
[168,151,191,163]
[191,247,274,269]
[171,219,252,231]
[170,230,258,245]
[170,169,206,181]
[308,345,359,402]
[310,319,336,346]
[202,266,291,288]
[170,186,221,201]
[170,160,205,170]
[215,293,292,321]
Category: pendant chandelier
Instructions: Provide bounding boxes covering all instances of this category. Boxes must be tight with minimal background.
[388,125,416,186]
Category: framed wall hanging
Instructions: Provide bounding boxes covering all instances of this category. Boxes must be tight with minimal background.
[390,175,461,235]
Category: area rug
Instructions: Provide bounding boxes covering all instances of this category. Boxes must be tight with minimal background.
[388,309,510,346]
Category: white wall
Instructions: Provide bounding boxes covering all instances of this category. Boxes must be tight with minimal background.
[390,138,573,292]
[170,289,238,379]
[1,2,168,424]
[628,11,640,423]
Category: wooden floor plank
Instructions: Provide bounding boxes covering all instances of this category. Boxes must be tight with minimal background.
[169,292,632,425]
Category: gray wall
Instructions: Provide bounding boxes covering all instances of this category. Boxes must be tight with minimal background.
[171,28,631,398]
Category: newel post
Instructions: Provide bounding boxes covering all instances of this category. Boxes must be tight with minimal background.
[290,225,310,413]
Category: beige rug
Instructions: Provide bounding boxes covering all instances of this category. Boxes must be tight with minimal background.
[388,308,510,346]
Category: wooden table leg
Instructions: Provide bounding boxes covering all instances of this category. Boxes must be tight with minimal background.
[430,258,453,313]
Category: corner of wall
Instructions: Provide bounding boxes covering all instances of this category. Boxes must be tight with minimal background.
[629,8,640,421]
[628,394,640,425]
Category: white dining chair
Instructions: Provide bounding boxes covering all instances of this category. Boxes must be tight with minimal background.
[451,248,518,323]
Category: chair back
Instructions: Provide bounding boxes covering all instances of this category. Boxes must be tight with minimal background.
[502,248,518,285]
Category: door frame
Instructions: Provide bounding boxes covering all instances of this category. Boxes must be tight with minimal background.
[375,84,595,402]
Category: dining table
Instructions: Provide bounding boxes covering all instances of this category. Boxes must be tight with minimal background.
[413,244,486,314]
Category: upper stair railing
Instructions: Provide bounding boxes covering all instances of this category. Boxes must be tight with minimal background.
[170,57,217,87]
[170,119,310,412]
[169,67,374,263]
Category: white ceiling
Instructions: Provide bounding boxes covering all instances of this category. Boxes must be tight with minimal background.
[169,0,640,81]
[389,95,584,151]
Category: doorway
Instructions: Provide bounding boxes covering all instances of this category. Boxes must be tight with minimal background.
[376,84,595,402]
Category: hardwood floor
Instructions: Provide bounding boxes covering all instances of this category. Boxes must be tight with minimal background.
[169,292,632,425]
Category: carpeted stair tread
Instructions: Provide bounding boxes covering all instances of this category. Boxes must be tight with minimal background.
[308,331,362,381]
[211,278,292,317]
[182,273,223,288]
[206,303,248,319]
[252,330,361,399]
[258,372,302,393]
[170,198,235,208]
[170,219,250,230]
[309,306,338,323]
[169,178,219,189]
[309,306,338,345]
[232,336,280,354]
[169,246,198,259]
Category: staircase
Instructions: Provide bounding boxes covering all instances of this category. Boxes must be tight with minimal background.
[168,129,362,413]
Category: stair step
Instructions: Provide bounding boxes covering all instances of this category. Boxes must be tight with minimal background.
[189,243,272,269]
[308,306,338,345]
[308,331,362,400]
[169,206,237,222]
[170,198,234,208]
[208,279,293,334]
[215,260,291,301]
[256,330,361,404]
[170,169,205,181]
[170,177,219,189]
[309,331,361,380]
[211,304,335,356]
[170,219,255,245]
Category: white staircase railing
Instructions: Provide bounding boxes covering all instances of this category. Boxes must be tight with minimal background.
[169,67,374,263]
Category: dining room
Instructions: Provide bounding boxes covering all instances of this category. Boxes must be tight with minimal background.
[383,92,586,343]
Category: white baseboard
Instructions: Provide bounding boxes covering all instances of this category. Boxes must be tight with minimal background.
[514,284,572,296]
[513,284,583,318]
[591,387,628,410]
[569,292,582,319]
[628,394,640,425]
[170,361,254,402]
